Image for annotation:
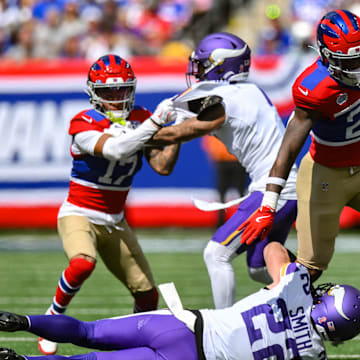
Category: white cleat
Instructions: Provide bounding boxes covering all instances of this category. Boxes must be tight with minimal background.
[38,337,58,355]
[38,306,60,355]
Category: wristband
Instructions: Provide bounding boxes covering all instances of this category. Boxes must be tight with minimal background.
[261,191,280,210]
[267,177,286,188]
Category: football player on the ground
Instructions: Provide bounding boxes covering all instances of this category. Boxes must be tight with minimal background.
[1,242,360,360]
[148,32,298,309]
[238,9,360,283]
[38,54,178,355]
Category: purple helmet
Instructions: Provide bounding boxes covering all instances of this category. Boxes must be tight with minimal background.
[311,283,360,343]
[186,32,251,86]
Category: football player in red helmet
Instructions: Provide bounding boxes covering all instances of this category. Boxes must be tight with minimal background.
[238,9,360,282]
[38,54,178,355]
[317,9,360,87]
[87,55,137,124]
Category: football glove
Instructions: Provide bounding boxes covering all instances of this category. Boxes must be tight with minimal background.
[151,99,177,126]
[238,205,275,245]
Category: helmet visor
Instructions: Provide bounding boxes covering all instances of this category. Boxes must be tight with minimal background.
[327,53,360,87]
[94,85,134,103]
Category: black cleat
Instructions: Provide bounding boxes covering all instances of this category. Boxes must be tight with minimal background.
[0,312,29,332]
[0,348,25,360]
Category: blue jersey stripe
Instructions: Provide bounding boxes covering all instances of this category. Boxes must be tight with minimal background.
[301,59,329,91]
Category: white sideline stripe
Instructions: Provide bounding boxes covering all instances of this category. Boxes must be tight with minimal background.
[1,234,360,253]
[0,337,35,342]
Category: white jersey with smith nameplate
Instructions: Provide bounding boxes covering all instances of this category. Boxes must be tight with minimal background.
[200,262,326,360]
[173,81,297,199]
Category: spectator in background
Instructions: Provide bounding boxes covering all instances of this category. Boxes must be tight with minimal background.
[83,27,133,62]
[201,136,247,227]
[32,6,63,59]
[0,27,11,57]
[3,20,36,60]
[57,0,87,45]
[133,2,174,55]
[60,35,83,59]
[32,0,62,21]
[256,17,293,55]
[98,0,118,34]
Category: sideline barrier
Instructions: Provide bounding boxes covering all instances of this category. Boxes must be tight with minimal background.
[0,55,359,228]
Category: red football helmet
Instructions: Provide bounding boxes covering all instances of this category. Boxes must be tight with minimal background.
[87,54,137,123]
[317,9,360,87]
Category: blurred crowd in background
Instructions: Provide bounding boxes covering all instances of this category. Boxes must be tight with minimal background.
[0,0,359,62]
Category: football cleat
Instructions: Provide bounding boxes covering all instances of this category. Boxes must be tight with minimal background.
[0,312,29,332]
[38,337,58,355]
[38,307,58,355]
[0,348,25,360]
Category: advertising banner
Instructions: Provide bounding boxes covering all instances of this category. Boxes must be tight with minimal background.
[2,53,356,228]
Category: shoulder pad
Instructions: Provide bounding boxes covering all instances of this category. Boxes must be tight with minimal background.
[69,109,110,135]
[198,95,224,121]
[129,106,152,123]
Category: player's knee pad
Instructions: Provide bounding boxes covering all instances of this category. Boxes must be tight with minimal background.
[248,266,272,285]
[133,287,159,313]
[203,241,233,268]
[65,257,96,287]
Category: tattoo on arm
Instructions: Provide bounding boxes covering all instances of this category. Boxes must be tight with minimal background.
[145,143,181,175]
[150,116,224,146]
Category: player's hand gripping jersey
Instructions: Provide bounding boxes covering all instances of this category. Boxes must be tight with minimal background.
[58,106,151,224]
[293,58,360,167]
[200,263,326,360]
[173,80,297,199]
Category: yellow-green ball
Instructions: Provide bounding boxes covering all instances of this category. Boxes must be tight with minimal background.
[266,4,281,20]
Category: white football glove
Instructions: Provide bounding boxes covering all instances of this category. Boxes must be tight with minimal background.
[151,99,177,126]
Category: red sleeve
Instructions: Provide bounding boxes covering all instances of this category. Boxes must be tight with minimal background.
[292,77,323,110]
[68,110,110,135]
[292,65,338,115]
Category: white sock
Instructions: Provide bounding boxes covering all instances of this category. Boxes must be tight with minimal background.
[203,241,236,309]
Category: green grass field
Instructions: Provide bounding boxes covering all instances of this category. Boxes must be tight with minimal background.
[0,228,359,359]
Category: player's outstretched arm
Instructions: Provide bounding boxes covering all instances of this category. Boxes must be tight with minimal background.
[92,103,177,160]
[238,106,318,245]
[149,96,226,146]
[144,143,181,175]
[264,242,291,288]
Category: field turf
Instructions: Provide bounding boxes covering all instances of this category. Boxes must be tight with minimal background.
[0,228,359,359]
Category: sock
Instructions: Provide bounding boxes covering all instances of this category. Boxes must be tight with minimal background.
[25,353,96,360]
[50,258,95,314]
[133,287,158,313]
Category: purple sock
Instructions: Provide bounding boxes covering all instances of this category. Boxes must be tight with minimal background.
[28,315,92,347]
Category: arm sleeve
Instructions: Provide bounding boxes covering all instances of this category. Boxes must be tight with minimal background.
[102,118,159,161]
[73,131,103,155]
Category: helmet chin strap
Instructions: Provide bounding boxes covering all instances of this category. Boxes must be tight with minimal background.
[106,110,127,125]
